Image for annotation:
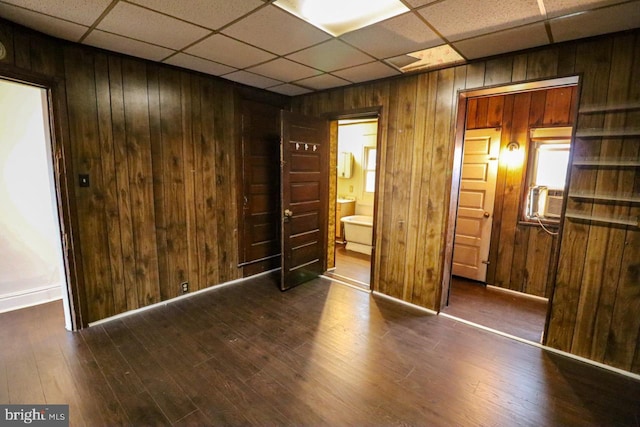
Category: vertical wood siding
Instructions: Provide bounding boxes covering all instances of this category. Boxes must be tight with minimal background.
[292,31,640,374]
[0,20,253,323]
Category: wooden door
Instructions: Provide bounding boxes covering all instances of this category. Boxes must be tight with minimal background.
[280,111,329,291]
[240,100,281,276]
[452,128,501,282]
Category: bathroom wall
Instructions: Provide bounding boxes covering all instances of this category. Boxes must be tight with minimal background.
[336,120,377,216]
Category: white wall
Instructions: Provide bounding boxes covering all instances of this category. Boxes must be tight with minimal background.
[336,120,377,216]
[0,80,66,315]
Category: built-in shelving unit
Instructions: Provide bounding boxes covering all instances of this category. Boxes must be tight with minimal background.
[573,158,640,167]
[566,103,640,228]
[574,128,640,138]
[568,192,640,203]
[565,211,639,227]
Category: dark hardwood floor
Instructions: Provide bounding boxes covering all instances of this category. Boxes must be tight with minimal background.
[443,277,548,343]
[327,243,371,286]
[1,276,639,426]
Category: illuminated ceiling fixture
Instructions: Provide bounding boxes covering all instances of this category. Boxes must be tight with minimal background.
[274,0,410,36]
[387,45,466,73]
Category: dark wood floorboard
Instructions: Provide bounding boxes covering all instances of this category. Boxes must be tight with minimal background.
[328,243,371,286]
[443,277,548,342]
[1,277,639,426]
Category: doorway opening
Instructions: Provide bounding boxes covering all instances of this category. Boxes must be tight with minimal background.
[0,78,72,330]
[442,77,580,343]
[325,117,379,290]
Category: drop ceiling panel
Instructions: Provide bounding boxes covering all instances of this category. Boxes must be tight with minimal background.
[543,0,627,19]
[268,83,312,96]
[454,22,549,59]
[163,53,236,76]
[128,0,264,30]
[0,3,88,41]
[185,34,276,69]
[420,0,543,42]
[550,2,640,42]
[341,12,443,59]
[404,0,440,7]
[84,30,174,62]
[222,5,331,55]
[296,73,351,90]
[0,0,112,26]
[248,58,322,82]
[333,61,400,83]
[223,70,282,88]
[287,39,374,72]
[96,2,210,50]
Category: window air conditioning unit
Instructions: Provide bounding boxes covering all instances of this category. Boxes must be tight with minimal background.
[528,186,564,219]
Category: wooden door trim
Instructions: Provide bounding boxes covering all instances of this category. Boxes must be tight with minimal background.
[442,76,580,311]
[0,68,87,329]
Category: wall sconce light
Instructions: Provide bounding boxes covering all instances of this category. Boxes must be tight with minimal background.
[505,141,523,167]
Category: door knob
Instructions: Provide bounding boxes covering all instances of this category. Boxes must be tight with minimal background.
[283,209,293,220]
[483,212,490,218]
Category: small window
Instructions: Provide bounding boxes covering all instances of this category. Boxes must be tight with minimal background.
[364,147,376,193]
[523,127,572,223]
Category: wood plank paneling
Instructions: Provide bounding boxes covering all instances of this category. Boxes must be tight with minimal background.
[0,19,253,323]
[293,29,640,374]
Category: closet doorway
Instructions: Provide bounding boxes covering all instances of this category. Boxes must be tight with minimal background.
[443,77,579,343]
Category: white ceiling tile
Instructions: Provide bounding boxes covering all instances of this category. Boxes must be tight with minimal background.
[267,83,313,96]
[287,40,374,72]
[223,70,282,88]
[185,34,276,69]
[550,2,640,42]
[222,5,331,55]
[332,61,400,83]
[83,30,174,61]
[0,0,112,26]
[247,58,322,82]
[97,2,210,50]
[341,12,443,59]
[404,0,440,7]
[163,53,236,76]
[296,73,351,90]
[0,3,88,41]
[128,0,264,30]
[420,0,542,42]
[454,22,549,59]
[542,0,628,19]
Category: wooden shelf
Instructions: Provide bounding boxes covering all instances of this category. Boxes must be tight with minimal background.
[573,158,640,167]
[565,211,639,227]
[574,128,640,138]
[578,102,640,114]
[568,193,640,203]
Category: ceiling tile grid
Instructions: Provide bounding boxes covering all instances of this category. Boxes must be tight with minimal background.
[1,0,639,94]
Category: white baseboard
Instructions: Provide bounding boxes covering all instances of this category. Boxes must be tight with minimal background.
[0,284,63,313]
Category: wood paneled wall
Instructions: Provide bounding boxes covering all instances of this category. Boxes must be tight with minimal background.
[292,31,640,374]
[466,86,577,298]
[0,19,285,324]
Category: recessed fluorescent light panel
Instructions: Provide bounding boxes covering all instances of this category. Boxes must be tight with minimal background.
[387,45,465,73]
[274,0,410,36]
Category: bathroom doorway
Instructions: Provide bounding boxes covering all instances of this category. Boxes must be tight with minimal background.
[326,117,379,289]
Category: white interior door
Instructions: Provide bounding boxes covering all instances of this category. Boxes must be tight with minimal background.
[452,128,501,282]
